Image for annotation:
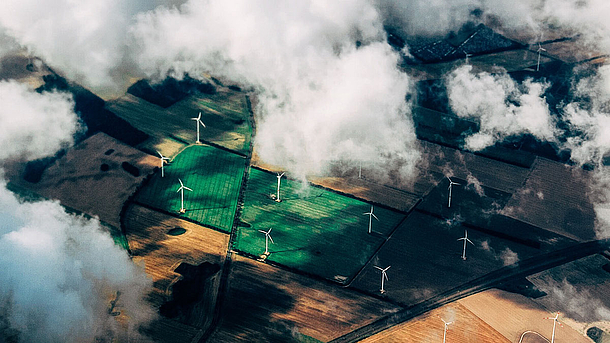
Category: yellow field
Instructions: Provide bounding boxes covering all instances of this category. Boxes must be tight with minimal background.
[458,289,592,343]
[361,302,510,343]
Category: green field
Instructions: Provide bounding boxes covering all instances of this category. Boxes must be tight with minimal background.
[234,168,406,283]
[107,90,252,156]
[134,145,246,232]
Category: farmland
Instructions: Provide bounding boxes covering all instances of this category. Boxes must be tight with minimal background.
[208,255,401,343]
[234,167,406,283]
[7,132,158,251]
[106,88,252,156]
[134,144,246,233]
[123,204,230,339]
[349,210,547,306]
[458,289,593,343]
[360,301,510,343]
[504,157,596,241]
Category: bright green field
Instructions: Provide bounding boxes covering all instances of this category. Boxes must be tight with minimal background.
[234,168,406,283]
[134,144,246,232]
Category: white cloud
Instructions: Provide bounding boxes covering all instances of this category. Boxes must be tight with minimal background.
[131,0,421,182]
[562,65,610,166]
[446,65,556,151]
[0,80,80,161]
[0,182,155,342]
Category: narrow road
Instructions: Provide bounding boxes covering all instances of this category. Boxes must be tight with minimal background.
[330,238,610,343]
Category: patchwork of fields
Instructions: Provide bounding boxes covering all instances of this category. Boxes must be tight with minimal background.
[234,167,406,283]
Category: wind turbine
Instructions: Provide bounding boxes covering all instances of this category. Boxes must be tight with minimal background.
[191,112,206,144]
[447,177,460,208]
[457,229,474,260]
[156,150,169,177]
[258,228,274,255]
[537,43,547,72]
[275,172,285,202]
[176,178,193,213]
[358,160,363,179]
[363,205,379,234]
[544,312,563,343]
[373,265,390,294]
[438,316,453,343]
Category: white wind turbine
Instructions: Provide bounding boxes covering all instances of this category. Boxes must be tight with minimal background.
[447,177,460,208]
[373,265,390,294]
[258,228,274,255]
[544,312,563,343]
[363,205,379,234]
[457,229,474,260]
[191,112,206,143]
[176,178,193,213]
[156,150,169,177]
[275,172,285,202]
[439,316,453,343]
[537,43,547,72]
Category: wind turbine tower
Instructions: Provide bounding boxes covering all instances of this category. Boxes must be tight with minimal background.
[465,52,472,64]
[176,178,193,213]
[373,265,390,294]
[537,43,547,72]
[439,316,453,343]
[457,229,474,260]
[156,150,169,177]
[191,112,206,144]
[363,205,379,234]
[275,172,285,202]
[258,228,274,255]
[544,312,563,343]
[447,177,460,208]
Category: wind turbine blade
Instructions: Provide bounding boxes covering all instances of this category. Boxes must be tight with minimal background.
[383,273,388,281]
[372,213,379,221]
[466,238,474,245]
[199,120,206,128]
[176,187,182,193]
[267,228,272,234]
[179,179,184,187]
[258,230,266,234]
[268,235,275,244]
[156,150,163,158]
[384,266,391,271]
[184,186,193,192]
[197,112,202,120]
[447,322,453,325]
[373,266,383,271]
[279,172,285,177]
[457,237,465,241]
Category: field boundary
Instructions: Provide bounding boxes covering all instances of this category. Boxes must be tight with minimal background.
[250,165,411,215]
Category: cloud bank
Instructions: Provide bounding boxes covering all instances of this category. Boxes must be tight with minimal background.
[0,80,80,161]
[446,65,556,151]
[0,81,155,341]
[130,0,421,181]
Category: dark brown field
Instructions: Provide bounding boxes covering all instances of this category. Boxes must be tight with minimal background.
[207,255,401,343]
[10,132,158,228]
[504,157,596,241]
[123,204,230,341]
